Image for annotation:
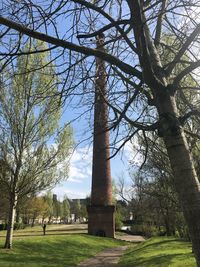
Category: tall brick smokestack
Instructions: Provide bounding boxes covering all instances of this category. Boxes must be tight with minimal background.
[87,34,115,238]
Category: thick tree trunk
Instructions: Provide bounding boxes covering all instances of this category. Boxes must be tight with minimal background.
[164,130,200,264]
[4,194,17,249]
[158,93,200,265]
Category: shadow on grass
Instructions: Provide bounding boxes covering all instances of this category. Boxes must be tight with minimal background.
[128,253,193,267]
[119,237,195,267]
[0,237,89,266]
[126,237,191,254]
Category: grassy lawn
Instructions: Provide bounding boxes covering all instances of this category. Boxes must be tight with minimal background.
[0,224,88,237]
[0,233,126,267]
[0,226,196,267]
[119,236,196,267]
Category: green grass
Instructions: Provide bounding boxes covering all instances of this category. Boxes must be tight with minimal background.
[0,234,126,267]
[0,224,88,237]
[119,236,196,267]
[1,225,196,267]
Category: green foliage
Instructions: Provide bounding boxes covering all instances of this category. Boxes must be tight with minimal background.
[62,196,71,220]
[13,223,26,230]
[0,40,74,197]
[0,224,7,231]
[115,210,124,230]
[0,40,73,248]
[115,202,127,230]
[0,223,25,231]
[130,223,159,238]
[119,237,196,267]
[175,212,189,239]
[71,200,82,221]
[43,191,54,221]
[80,204,87,220]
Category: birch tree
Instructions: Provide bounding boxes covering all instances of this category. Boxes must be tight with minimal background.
[0,42,73,248]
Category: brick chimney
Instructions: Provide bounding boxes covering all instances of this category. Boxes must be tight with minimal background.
[87,34,115,238]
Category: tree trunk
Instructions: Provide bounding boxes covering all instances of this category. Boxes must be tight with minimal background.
[164,216,171,236]
[48,215,52,224]
[158,93,200,265]
[15,207,20,223]
[4,194,17,249]
[31,218,35,227]
[164,130,200,264]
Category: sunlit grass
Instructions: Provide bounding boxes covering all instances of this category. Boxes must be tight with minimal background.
[0,234,126,267]
[0,223,87,237]
[119,236,196,267]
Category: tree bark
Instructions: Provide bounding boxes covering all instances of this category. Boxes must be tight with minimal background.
[4,194,17,249]
[164,131,200,264]
[158,93,200,265]
[15,206,20,223]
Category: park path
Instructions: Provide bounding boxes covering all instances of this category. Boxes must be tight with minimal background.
[76,246,128,267]
[76,235,145,267]
[115,235,145,242]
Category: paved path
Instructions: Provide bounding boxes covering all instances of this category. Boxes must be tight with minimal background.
[76,235,145,267]
[115,235,145,242]
[76,246,128,267]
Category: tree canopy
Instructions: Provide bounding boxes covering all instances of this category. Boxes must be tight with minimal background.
[0,41,73,248]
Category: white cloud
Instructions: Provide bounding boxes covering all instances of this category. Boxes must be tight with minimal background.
[68,146,92,183]
[52,186,88,200]
[114,138,142,165]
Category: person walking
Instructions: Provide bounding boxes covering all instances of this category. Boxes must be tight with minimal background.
[42,223,47,235]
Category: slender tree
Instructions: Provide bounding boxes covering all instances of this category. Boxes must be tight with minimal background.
[43,191,54,224]
[62,196,71,223]
[0,42,73,248]
[25,197,49,227]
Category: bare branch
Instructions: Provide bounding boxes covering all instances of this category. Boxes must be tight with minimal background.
[173,60,200,87]
[166,24,200,75]
[0,16,142,79]
[154,0,168,47]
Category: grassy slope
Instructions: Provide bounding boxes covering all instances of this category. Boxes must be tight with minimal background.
[0,234,126,267]
[119,237,196,267]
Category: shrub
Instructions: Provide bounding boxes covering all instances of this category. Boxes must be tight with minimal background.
[130,223,159,237]
[14,223,26,230]
[115,211,124,230]
[0,224,7,230]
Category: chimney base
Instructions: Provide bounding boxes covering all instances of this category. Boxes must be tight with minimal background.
[87,205,115,238]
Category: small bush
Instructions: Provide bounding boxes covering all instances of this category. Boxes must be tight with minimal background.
[115,211,124,230]
[0,223,7,231]
[130,223,159,237]
[175,212,190,239]
[14,223,26,230]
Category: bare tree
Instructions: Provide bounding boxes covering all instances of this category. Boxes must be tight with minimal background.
[1,0,200,264]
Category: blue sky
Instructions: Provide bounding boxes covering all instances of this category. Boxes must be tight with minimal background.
[53,142,133,200]
[52,105,135,200]
[8,1,139,200]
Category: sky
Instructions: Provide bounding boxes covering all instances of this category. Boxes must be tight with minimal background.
[52,111,135,200]
[0,1,145,201]
[50,1,200,202]
[0,0,137,201]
